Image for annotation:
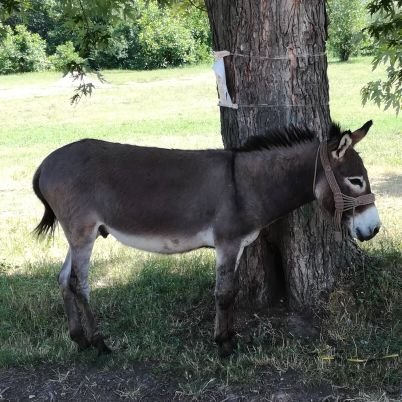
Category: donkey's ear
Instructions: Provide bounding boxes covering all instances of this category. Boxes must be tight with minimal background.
[350,120,373,146]
[332,120,373,159]
[332,130,352,159]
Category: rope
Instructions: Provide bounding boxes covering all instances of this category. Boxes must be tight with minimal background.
[212,50,328,110]
[229,52,327,60]
[237,103,329,108]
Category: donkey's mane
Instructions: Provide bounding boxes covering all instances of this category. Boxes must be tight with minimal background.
[328,122,343,139]
[234,126,316,152]
[328,122,349,149]
[234,122,344,152]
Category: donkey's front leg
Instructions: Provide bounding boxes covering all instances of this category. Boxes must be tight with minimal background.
[214,244,240,357]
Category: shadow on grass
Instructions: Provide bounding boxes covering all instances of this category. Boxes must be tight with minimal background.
[91,253,217,357]
[374,172,402,197]
[0,252,216,367]
[0,244,401,393]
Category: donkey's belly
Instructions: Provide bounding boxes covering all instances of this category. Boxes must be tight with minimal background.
[105,226,214,254]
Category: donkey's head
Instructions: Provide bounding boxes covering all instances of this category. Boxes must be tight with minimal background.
[314,121,381,241]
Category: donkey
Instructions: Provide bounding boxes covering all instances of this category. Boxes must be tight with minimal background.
[33,121,380,357]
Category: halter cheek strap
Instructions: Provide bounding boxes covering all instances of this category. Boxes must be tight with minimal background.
[315,141,376,241]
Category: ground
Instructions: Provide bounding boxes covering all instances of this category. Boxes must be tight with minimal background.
[0,364,178,401]
[0,309,400,401]
[0,363,338,401]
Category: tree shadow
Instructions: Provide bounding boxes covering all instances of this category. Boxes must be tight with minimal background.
[373,172,402,197]
[1,243,401,401]
[0,253,217,366]
[0,247,324,371]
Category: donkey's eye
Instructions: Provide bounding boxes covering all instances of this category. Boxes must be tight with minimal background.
[349,178,363,187]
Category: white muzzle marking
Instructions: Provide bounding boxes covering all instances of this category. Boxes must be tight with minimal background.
[348,205,381,241]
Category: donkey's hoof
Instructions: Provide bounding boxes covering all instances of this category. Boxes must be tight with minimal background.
[98,345,112,356]
[97,344,112,355]
[217,338,236,358]
[70,330,91,350]
[77,340,91,351]
[92,335,112,355]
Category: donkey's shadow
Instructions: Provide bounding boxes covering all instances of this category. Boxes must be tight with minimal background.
[0,253,217,362]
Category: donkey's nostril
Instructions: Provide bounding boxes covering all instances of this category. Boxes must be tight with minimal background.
[373,226,380,236]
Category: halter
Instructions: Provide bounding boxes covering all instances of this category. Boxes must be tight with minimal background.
[314,141,376,241]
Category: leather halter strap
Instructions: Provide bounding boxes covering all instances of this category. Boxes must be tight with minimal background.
[317,141,376,241]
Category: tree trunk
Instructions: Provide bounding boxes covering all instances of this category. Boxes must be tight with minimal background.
[205,0,360,310]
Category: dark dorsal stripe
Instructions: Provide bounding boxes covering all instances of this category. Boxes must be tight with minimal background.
[233,122,346,153]
[328,122,342,139]
[233,126,316,152]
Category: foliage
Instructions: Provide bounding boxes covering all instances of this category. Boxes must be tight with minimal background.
[53,0,211,70]
[361,0,402,113]
[137,2,196,68]
[4,0,62,53]
[327,0,369,61]
[94,2,210,70]
[0,26,15,74]
[93,21,142,69]
[58,1,135,56]
[157,0,205,11]
[0,0,211,75]
[48,41,84,72]
[182,5,211,62]
[0,24,48,74]
[0,0,29,23]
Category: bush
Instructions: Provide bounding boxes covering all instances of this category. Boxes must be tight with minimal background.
[137,2,197,69]
[0,27,16,74]
[95,23,142,69]
[94,0,211,70]
[1,1,212,72]
[49,41,84,72]
[0,25,48,74]
[327,0,368,61]
[182,6,212,64]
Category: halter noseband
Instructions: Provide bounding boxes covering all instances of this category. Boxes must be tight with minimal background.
[315,141,376,241]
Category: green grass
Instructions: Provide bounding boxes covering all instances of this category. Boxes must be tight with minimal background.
[329,57,402,171]
[0,57,401,398]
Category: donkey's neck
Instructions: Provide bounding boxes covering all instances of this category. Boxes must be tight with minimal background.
[235,140,319,228]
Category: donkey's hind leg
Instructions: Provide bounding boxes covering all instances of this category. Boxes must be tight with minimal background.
[69,241,111,355]
[214,243,241,357]
[58,249,91,350]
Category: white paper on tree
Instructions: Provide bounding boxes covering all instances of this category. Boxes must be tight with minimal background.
[213,51,238,109]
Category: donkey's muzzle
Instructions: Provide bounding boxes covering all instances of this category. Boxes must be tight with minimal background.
[356,224,380,242]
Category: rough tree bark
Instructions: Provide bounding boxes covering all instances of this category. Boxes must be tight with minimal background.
[205,0,361,310]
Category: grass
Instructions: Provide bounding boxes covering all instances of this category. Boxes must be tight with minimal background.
[0,57,401,399]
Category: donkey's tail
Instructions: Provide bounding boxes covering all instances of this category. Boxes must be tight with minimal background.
[32,166,57,237]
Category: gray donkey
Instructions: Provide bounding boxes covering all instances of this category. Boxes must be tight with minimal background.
[33,121,380,356]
